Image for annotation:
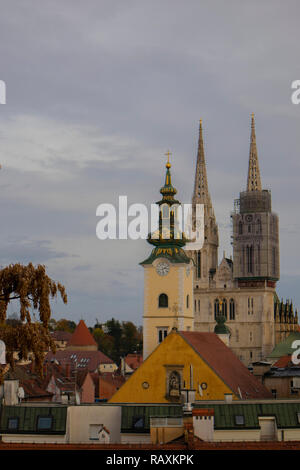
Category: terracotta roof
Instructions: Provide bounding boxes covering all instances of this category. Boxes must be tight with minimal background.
[179,331,272,399]
[98,372,126,400]
[51,331,72,342]
[44,349,114,372]
[67,320,97,347]
[273,355,293,368]
[124,353,143,371]
[4,365,53,400]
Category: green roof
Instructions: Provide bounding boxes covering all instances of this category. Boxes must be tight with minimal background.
[193,402,300,430]
[0,405,68,435]
[140,246,191,265]
[121,405,182,433]
[268,332,300,359]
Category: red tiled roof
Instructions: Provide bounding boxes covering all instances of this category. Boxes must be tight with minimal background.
[124,353,143,371]
[67,320,97,347]
[179,331,272,399]
[273,355,294,368]
[51,331,72,342]
[44,349,114,372]
[98,372,126,400]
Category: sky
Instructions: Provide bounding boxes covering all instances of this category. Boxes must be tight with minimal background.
[0,1,300,327]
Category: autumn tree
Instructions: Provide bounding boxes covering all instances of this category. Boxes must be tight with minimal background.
[55,318,76,333]
[0,263,67,383]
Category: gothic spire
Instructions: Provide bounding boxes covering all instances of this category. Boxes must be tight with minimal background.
[247,114,262,192]
[192,120,212,206]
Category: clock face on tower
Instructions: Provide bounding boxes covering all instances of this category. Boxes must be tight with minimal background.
[156,261,170,276]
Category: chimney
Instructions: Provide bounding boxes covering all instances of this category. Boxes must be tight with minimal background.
[192,409,214,442]
[224,393,233,403]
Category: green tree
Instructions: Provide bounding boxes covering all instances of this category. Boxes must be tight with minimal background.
[121,321,141,355]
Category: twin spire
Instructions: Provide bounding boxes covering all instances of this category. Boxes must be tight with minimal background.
[193,114,263,200]
[192,119,212,207]
[247,113,262,192]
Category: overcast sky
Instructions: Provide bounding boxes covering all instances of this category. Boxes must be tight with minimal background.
[0,1,300,326]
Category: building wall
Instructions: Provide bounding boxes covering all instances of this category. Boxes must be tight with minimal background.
[150,426,183,444]
[193,286,275,365]
[99,363,118,373]
[121,433,151,444]
[214,429,260,442]
[66,405,121,444]
[1,434,66,444]
[263,376,299,399]
[80,374,95,403]
[143,261,194,360]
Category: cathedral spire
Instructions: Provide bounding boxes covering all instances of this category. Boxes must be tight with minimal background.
[192,120,211,205]
[247,113,262,192]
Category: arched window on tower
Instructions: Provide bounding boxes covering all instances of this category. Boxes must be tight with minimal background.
[222,299,228,320]
[239,221,243,235]
[159,293,168,308]
[247,245,253,273]
[214,298,220,320]
[229,298,235,320]
[197,251,201,279]
[186,294,189,309]
[257,219,262,234]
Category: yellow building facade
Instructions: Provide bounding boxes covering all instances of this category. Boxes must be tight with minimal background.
[109,330,237,404]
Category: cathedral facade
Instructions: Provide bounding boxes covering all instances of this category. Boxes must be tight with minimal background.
[187,115,298,365]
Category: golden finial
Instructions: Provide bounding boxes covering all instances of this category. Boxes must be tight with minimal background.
[165,150,172,169]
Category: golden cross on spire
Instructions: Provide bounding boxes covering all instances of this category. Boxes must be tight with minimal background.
[165,150,172,169]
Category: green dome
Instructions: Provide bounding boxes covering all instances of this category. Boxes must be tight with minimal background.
[214,315,230,335]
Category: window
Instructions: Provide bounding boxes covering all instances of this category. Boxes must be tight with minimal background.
[247,245,253,273]
[158,327,168,343]
[238,221,243,235]
[158,293,168,308]
[7,417,18,431]
[248,297,254,315]
[222,299,227,319]
[214,299,220,319]
[197,251,201,279]
[198,300,200,313]
[186,294,189,309]
[37,416,53,431]
[235,415,245,426]
[89,424,103,440]
[133,416,144,429]
[272,389,277,399]
[297,413,300,424]
[229,299,235,320]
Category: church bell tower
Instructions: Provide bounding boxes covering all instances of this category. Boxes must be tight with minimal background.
[141,153,194,360]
